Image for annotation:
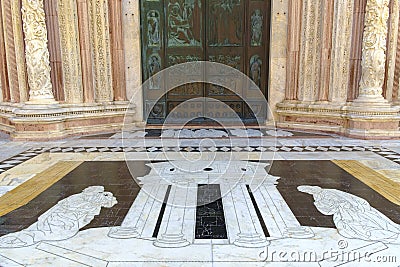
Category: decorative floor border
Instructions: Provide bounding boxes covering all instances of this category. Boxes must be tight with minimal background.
[0,145,399,174]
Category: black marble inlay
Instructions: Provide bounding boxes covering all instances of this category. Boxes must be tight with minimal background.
[152,185,172,238]
[246,185,270,237]
[0,161,151,236]
[269,160,400,228]
[195,184,227,239]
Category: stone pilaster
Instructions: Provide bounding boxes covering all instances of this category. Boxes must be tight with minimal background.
[57,0,83,103]
[21,0,57,104]
[88,0,113,103]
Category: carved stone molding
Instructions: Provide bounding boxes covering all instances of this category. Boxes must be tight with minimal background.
[21,0,57,104]
[356,0,390,104]
[57,0,83,103]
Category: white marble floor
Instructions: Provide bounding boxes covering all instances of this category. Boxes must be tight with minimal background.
[0,129,399,266]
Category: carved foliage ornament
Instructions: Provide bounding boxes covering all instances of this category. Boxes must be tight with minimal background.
[359,0,390,96]
[21,0,54,98]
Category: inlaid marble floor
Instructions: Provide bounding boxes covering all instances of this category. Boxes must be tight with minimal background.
[0,130,399,266]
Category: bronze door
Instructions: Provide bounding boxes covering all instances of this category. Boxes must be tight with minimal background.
[141,0,270,124]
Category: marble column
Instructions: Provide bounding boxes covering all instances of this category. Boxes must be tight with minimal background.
[153,184,190,248]
[353,0,391,106]
[231,184,268,248]
[21,0,57,104]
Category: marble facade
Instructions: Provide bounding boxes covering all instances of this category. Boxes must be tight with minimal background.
[0,0,398,140]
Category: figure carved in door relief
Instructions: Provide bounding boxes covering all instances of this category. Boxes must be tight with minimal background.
[250,55,262,89]
[147,11,161,47]
[251,9,263,46]
[167,0,201,46]
[148,55,162,89]
[209,0,243,46]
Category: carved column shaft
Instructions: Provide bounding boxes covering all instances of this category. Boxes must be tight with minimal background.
[392,5,400,103]
[1,0,20,102]
[0,3,9,102]
[383,0,399,102]
[10,0,29,102]
[355,0,390,104]
[285,0,302,100]
[348,0,367,101]
[44,0,64,102]
[77,0,94,103]
[22,0,57,104]
[58,0,83,103]
[318,0,334,101]
[298,0,322,101]
[88,0,113,103]
[329,0,355,103]
[109,0,126,101]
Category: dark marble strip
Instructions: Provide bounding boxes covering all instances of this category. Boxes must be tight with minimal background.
[152,185,172,238]
[195,184,228,239]
[246,185,270,237]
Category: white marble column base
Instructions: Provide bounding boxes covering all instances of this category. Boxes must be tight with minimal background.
[153,233,190,248]
[233,233,269,248]
[283,226,314,238]
[107,227,140,239]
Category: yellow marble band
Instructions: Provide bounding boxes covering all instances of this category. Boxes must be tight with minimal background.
[0,161,83,217]
[333,160,400,206]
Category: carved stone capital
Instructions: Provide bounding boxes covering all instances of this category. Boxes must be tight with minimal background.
[21,0,57,104]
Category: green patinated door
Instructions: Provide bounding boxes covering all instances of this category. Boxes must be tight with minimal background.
[141,0,270,124]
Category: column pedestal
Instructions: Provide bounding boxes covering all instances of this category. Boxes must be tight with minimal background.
[345,0,400,138]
